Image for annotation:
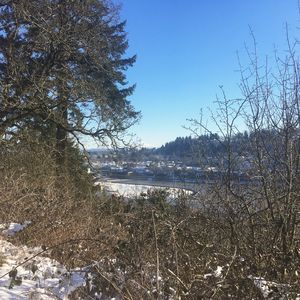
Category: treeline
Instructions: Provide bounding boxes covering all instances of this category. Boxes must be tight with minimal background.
[157,132,250,164]
[114,129,283,167]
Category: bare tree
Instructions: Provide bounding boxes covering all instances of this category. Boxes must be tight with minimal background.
[188,30,300,278]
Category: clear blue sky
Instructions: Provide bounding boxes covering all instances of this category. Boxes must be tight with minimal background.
[119,0,299,148]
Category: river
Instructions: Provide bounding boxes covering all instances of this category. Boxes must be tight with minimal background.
[95,177,197,198]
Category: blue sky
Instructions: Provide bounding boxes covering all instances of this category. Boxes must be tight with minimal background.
[118,0,299,147]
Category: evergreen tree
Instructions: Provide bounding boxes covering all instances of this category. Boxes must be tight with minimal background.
[0,0,139,162]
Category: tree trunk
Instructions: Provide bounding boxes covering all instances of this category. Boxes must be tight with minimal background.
[56,82,68,168]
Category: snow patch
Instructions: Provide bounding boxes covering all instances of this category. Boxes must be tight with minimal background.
[1,222,31,236]
[248,275,300,299]
[250,276,271,298]
[214,266,223,277]
[0,238,86,299]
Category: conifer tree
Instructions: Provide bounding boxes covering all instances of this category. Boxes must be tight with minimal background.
[0,0,139,162]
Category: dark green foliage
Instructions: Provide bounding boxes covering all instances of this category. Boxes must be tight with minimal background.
[158,132,251,164]
[113,132,251,165]
[0,0,139,150]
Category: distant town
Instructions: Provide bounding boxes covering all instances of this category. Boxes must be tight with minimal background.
[88,135,254,186]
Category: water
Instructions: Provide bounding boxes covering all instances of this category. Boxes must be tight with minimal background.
[96,178,195,198]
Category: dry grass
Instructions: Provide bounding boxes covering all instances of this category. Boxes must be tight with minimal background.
[9,189,299,299]
[1,138,300,298]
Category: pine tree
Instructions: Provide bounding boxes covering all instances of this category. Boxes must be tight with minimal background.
[0,0,139,163]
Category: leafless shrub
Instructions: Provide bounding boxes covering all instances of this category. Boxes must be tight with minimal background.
[186,29,300,297]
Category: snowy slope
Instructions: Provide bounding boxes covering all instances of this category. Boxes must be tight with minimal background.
[0,224,86,300]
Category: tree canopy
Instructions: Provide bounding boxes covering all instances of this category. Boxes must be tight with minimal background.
[0,0,139,153]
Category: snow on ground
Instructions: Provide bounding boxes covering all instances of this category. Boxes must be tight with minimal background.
[0,224,87,299]
[248,275,300,299]
[98,181,193,199]
[0,222,31,237]
[203,265,223,279]
[250,276,271,298]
